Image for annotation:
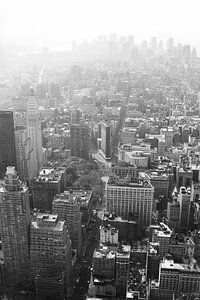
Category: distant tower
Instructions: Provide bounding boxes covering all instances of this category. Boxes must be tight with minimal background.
[198,92,200,111]
[100,121,111,160]
[70,123,89,159]
[0,111,16,178]
[179,187,191,233]
[52,190,82,254]
[27,88,43,177]
[0,166,30,288]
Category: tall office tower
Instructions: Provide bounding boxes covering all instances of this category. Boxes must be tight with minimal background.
[198,92,200,111]
[160,127,174,147]
[166,38,174,51]
[27,89,43,178]
[30,213,72,299]
[100,121,111,160]
[146,172,169,203]
[15,125,33,182]
[179,187,191,233]
[149,36,157,51]
[191,230,200,263]
[167,200,180,231]
[0,111,16,178]
[92,246,116,298]
[52,191,82,254]
[192,47,197,58]
[128,35,134,48]
[158,40,163,49]
[32,166,66,211]
[71,109,82,124]
[182,44,191,61]
[105,177,154,227]
[116,245,130,296]
[152,223,172,258]
[0,167,30,288]
[70,123,89,159]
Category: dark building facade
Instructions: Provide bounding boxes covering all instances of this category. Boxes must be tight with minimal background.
[0,111,16,178]
[70,123,89,159]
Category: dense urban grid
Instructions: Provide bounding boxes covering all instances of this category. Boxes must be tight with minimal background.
[1,35,200,300]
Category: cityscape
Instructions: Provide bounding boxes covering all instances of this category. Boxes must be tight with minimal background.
[1,0,200,299]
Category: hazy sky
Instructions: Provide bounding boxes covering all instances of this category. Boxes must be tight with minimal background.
[1,0,200,49]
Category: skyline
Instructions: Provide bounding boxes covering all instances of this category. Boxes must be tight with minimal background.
[1,0,200,51]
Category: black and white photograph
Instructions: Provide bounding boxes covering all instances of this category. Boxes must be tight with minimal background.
[1,0,200,299]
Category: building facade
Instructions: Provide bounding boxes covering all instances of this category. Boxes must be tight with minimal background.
[70,123,89,159]
[52,191,82,254]
[30,213,72,299]
[0,111,16,178]
[0,167,30,287]
[105,178,154,227]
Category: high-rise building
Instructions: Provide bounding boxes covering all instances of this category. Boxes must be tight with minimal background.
[32,166,66,211]
[166,38,174,51]
[116,245,130,295]
[70,123,89,159]
[30,213,72,299]
[167,200,180,231]
[0,166,30,287]
[149,37,157,51]
[179,187,191,233]
[146,172,169,203]
[27,89,43,178]
[93,245,116,298]
[152,223,172,258]
[52,191,82,254]
[106,177,154,227]
[169,235,194,263]
[182,44,191,61]
[14,125,32,182]
[0,111,16,178]
[70,109,82,124]
[100,121,111,160]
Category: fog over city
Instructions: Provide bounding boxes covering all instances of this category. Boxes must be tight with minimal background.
[1,0,200,51]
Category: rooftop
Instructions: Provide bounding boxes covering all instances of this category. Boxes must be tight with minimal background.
[31,213,65,231]
[93,246,115,259]
[161,258,200,272]
[34,167,65,183]
[107,177,154,189]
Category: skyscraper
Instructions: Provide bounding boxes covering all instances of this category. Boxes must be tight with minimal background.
[70,123,89,159]
[179,186,191,233]
[32,166,66,211]
[52,190,82,254]
[30,213,72,299]
[0,111,16,178]
[116,245,131,296]
[100,121,111,160]
[0,166,30,288]
[14,125,32,182]
[27,89,43,178]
